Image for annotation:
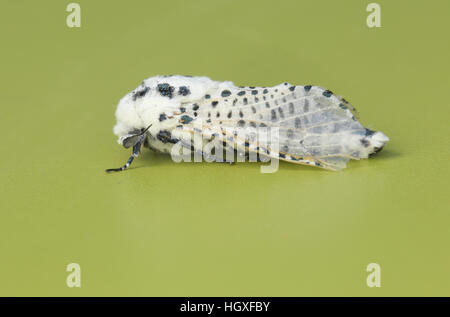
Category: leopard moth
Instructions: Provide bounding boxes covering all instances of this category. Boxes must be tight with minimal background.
[107,75,389,172]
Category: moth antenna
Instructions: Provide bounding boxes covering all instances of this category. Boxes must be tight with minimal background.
[139,124,152,136]
[106,141,143,173]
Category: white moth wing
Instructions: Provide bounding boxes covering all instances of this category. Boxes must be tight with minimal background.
[178,82,370,170]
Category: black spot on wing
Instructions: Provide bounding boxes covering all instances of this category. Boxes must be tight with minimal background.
[271,109,277,121]
[322,90,333,97]
[221,90,231,97]
[287,129,294,138]
[277,107,284,119]
[365,128,376,136]
[360,138,370,147]
[339,103,348,110]
[304,100,310,112]
[288,102,294,114]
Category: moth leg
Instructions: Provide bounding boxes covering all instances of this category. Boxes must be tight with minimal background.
[106,141,143,173]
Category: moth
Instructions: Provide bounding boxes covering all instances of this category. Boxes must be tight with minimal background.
[106,75,389,172]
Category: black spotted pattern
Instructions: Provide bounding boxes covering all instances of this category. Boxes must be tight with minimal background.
[157,83,175,98]
[157,130,178,144]
[271,109,276,121]
[286,131,295,141]
[360,138,370,147]
[221,90,231,97]
[180,115,193,124]
[159,113,167,121]
[178,86,190,96]
[323,90,333,97]
[132,86,150,101]
[288,102,294,114]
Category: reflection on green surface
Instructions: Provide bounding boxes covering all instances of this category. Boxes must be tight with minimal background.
[0,0,449,296]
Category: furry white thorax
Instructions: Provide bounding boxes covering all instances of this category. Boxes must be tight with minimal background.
[114,76,228,137]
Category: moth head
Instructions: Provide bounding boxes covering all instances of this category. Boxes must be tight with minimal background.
[120,132,140,149]
[118,125,152,148]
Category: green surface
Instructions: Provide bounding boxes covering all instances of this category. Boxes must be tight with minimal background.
[1,0,449,296]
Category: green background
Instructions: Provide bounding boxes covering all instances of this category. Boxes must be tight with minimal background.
[0,0,449,296]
